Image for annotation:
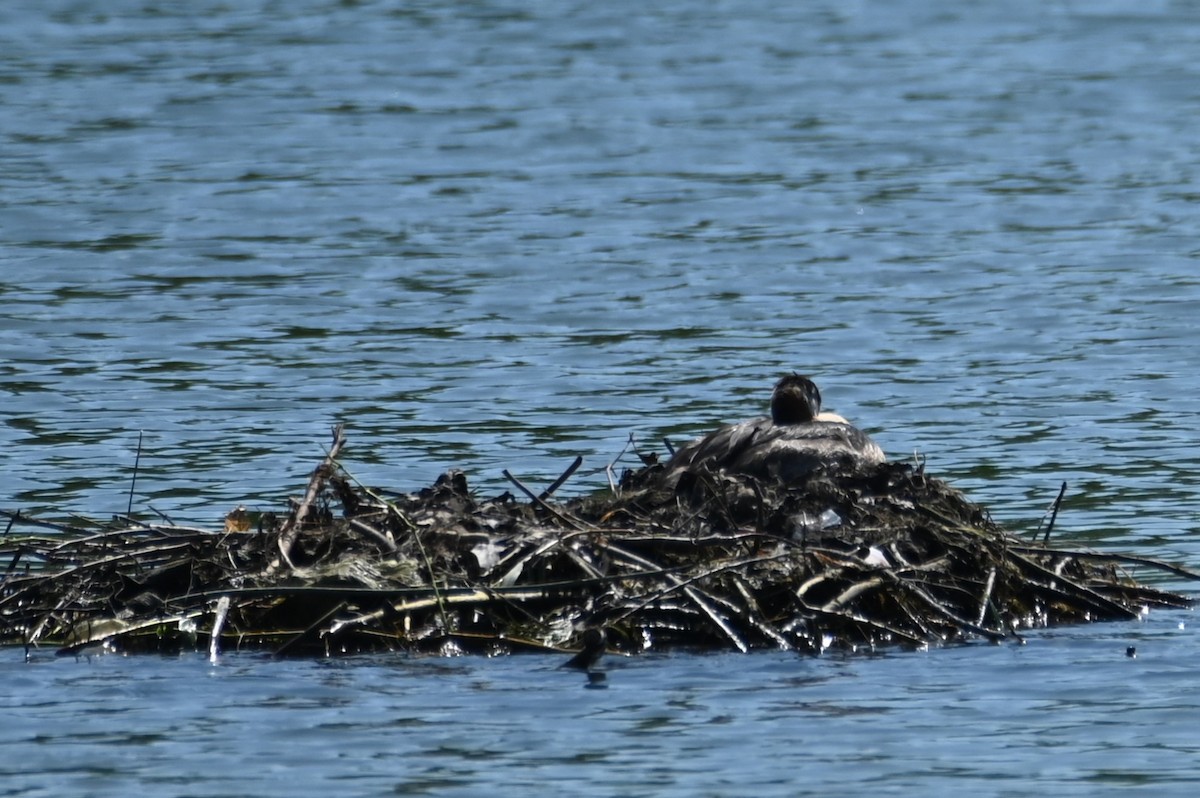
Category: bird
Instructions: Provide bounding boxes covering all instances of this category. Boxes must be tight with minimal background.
[659,373,885,486]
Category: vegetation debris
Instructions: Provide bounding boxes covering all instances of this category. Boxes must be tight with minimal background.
[2,425,1194,659]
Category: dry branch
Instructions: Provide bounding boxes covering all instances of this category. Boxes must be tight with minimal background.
[271,423,347,572]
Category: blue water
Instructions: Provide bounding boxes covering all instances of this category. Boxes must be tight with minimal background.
[3,609,1197,798]
[3,0,1200,794]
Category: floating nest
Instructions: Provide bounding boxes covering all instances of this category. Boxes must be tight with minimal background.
[1,425,1195,660]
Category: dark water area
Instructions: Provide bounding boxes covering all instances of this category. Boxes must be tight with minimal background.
[3,0,1200,793]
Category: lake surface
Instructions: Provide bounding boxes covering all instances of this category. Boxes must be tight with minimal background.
[3,0,1200,794]
[3,608,1198,798]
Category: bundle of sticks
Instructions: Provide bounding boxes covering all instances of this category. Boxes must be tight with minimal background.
[2,426,1194,659]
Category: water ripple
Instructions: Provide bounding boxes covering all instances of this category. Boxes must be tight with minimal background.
[3,2,1200,787]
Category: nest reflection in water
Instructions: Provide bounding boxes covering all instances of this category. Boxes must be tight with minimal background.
[1,426,1194,659]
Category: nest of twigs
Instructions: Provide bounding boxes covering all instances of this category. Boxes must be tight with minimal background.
[1,425,1195,659]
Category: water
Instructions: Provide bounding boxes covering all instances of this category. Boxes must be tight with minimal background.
[3,0,1200,793]
[3,610,1197,798]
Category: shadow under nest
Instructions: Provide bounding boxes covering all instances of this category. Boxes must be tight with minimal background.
[1,425,1195,659]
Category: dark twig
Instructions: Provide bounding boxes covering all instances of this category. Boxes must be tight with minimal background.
[540,456,583,501]
[503,469,585,530]
[1006,545,1200,582]
[1037,481,1068,545]
[127,431,143,516]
